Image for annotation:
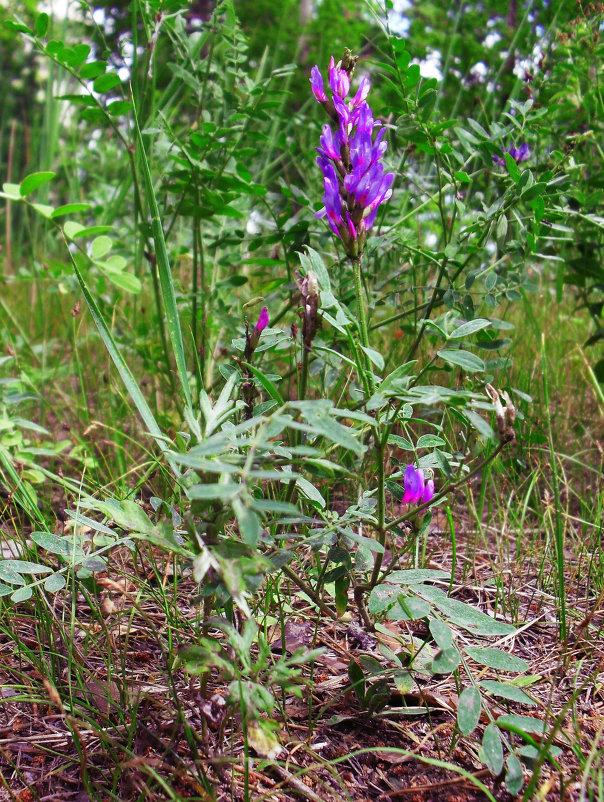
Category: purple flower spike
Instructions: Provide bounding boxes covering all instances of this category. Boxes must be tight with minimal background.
[310,66,328,103]
[402,465,425,505]
[254,306,269,334]
[311,54,394,258]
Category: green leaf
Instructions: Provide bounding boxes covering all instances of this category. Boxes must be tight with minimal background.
[454,171,471,183]
[418,588,515,636]
[0,565,25,585]
[416,434,446,449]
[505,754,524,795]
[432,647,460,674]
[368,584,398,615]
[91,235,112,260]
[360,346,384,371]
[463,409,495,441]
[521,182,547,201]
[457,687,481,735]
[482,724,504,775]
[449,319,491,339]
[1,183,21,199]
[20,172,56,197]
[105,271,142,294]
[51,203,92,218]
[504,153,520,183]
[429,618,454,649]
[11,586,33,603]
[496,714,545,736]
[395,595,430,620]
[107,100,131,116]
[79,60,107,80]
[63,221,85,239]
[93,72,122,93]
[387,569,449,584]
[0,559,52,575]
[35,12,49,37]
[464,647,529,673]
[31,532,85,562]
[233,499,261,547]
[517,744,562,761]
[438,349,485,372]
[479,680,537,706]
[348,658,365,704]
[44,573,66,593]
[31,203,54,219]
[188,483,241,501]
[241,362,284,405]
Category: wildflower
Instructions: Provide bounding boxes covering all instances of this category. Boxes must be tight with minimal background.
[243,306,269,419]
[254,306,269,335]
[310,54,394,258]
[401,464,435,505]
[245,306,269,357]
[493,142,530,168]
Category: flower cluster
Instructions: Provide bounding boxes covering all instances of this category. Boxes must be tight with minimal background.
[493,142,530,168]
[402,464,435,506]
[310,55,394,258]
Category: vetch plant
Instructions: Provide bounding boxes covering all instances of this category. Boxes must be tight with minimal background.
[311,51,394,395]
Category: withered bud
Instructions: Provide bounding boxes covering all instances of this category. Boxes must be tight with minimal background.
[485,384,516,443]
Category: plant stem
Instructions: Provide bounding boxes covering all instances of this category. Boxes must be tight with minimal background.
[351,255,374,395]
[280,564,338,620]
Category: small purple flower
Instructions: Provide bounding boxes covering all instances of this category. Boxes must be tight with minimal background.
[245,306,269,360]
[254,306,269,334]
[310,54,394,257]
[328,55,350,98]
[402,465,425,505]
[493,141,530,168]
[401,465,435,506]
[310,66,328,103]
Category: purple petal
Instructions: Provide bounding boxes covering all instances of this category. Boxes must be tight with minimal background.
[345,210,356,239]
[310,66,327,102]
[328,58,350,98]
[402,465,425,505]
[254,306,269,334]
[516,142,530,162]
[350,75,370,110]
[421,479,435,505]
[320,124,341,161]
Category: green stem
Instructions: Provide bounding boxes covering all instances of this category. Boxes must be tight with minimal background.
[365,433,387,597]
[280,564,338,620]
[298,347,310,403]
[351,256,374,394]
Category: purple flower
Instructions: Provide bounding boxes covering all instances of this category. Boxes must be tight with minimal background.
[254,306,269,334]
[310,66,327,103]
[311,55,394,257]
[401,465,435,506]
[493,142,530,168]
[402,465,425,504]
[328,55,350,98]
